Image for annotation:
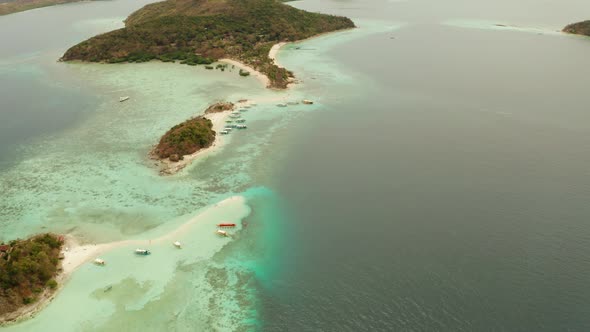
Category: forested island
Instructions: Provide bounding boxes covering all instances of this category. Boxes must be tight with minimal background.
[563,20,590,36]
[60,0,355,88]
[0,234,64,323]
[153,116,215,162]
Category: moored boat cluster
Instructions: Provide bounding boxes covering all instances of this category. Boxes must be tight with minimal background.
[93,222,238,266]
[276,99,314,108]
[221,108,250,135]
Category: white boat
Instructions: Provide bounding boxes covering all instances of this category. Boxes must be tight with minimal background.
[135,248,151,255]
[302,99,314,105]
[173,241,182,248]
[119,96,130,102]
[236,124,247,129]
[230,113,241,118]
[94,258,106,265]
[216,230,228,237]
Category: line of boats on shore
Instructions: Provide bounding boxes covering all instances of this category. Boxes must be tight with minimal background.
[221,110,249,135]
[93,223,237,266]
[222,99,314,134]
[277,99,314,108]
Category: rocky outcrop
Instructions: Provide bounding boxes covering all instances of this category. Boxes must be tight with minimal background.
[204,102,234,114]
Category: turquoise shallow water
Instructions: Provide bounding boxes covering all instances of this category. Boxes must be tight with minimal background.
[6,193,253,331]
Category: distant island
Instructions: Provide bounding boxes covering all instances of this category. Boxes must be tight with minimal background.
[0,234,64,324]
[563,20,590,36]
[60,0,355,88]
[0,0,84,16]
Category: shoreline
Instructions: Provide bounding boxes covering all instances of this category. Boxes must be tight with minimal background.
[1,196,245,326]
[152,99,259,176]
[269,42,287,68]
[152,110,232,175]
[221,27,355,90]
[218,58,271,88]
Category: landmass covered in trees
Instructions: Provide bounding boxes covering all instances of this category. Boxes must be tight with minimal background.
[0,234,63,320]
[153,116,215,162]
[563,20,590,36]
[60,0,355,88]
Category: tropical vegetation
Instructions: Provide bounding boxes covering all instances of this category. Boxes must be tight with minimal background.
[0,234,63,317]
[60,0,355,88]
[154,116,215,161]
[563,20,590,36]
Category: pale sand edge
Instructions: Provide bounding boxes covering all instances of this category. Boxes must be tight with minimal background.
[221,27,356,90]
[62,195,245,273]
[269,27,356,67]
[268,42,287,68]
[0,196,246,326]
[218,58,271,88]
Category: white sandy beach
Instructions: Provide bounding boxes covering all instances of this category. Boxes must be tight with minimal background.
[62,195,244,278]
[219,58,271,87]
[269,42,287,67]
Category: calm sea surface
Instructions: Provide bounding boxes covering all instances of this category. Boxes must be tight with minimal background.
[263,0,590,330]
[1,0,590,330]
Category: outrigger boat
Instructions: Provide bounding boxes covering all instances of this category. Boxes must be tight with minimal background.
[277,103,287,107]
[239,108,248,112]
[236,119,246,123]
[217,223,236,228]
[220,130,230,135]
[94,258,106,266]
[302,99,314,105]
[216,230,228,237]
[135,249,151,255]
